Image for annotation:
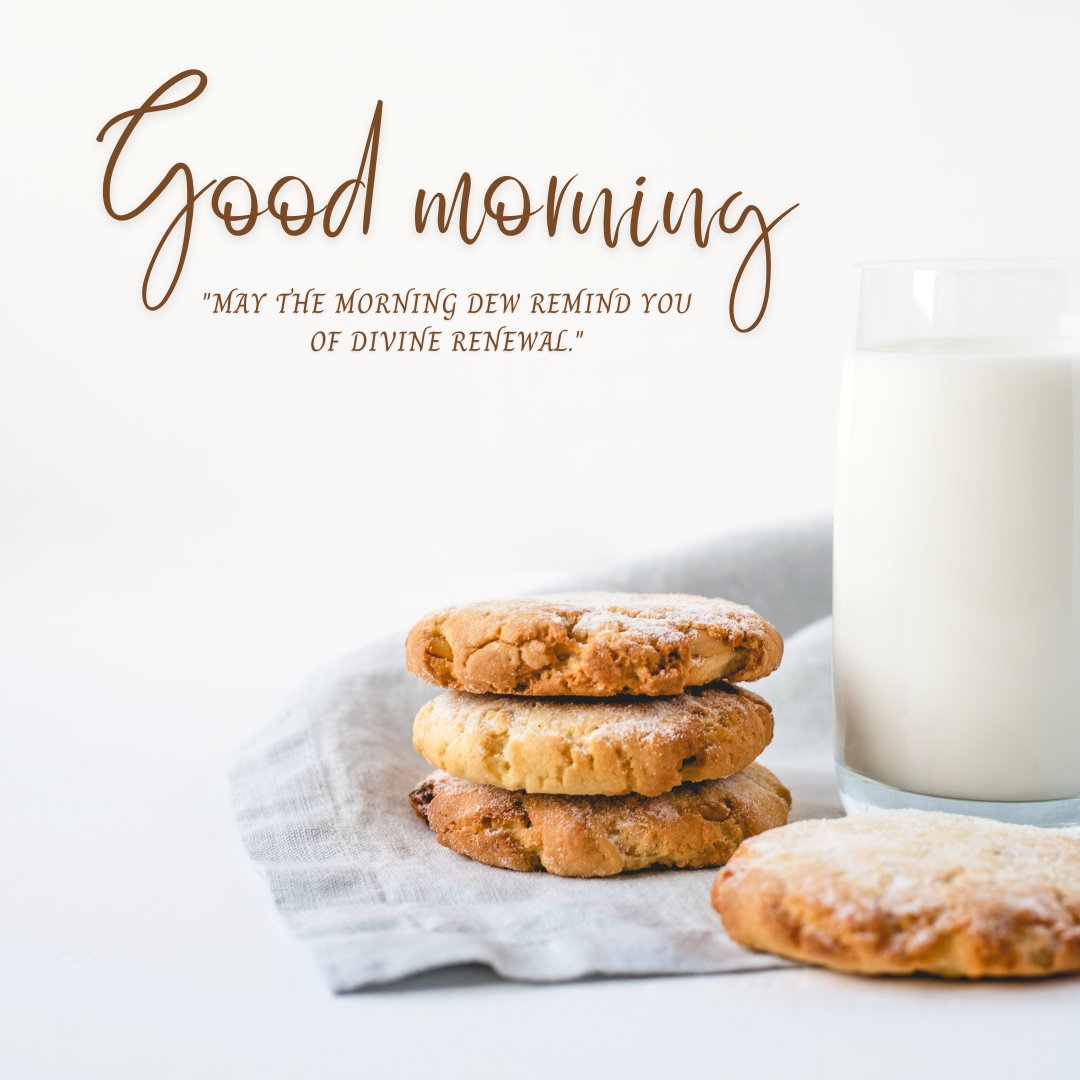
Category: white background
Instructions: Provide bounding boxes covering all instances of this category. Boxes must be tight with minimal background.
[3,1,1080,1077]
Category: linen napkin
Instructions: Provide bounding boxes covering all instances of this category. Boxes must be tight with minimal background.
[230,520,838,990]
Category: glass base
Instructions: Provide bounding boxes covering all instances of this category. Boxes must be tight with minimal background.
[836,762,1080,828]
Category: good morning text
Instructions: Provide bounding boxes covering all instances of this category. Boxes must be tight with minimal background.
[96,70,799,332]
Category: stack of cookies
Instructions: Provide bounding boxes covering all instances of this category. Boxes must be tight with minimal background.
[405,592,791,878]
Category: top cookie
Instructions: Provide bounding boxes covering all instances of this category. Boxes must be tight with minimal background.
[405,592,783,696]
[712,810,1080,979]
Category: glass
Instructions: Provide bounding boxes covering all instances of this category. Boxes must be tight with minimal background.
[834,259,1080,826]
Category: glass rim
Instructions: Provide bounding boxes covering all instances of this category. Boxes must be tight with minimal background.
[855,257,1080,273]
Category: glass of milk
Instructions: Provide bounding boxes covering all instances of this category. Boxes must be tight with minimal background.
[834,260,1080,826]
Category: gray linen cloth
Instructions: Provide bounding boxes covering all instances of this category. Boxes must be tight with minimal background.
[230,520,839,990]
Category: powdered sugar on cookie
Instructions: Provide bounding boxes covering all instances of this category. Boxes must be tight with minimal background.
[405,591,783,697]
[712,809,1080,978]
[410,763,791,877]
[413,684,774,796]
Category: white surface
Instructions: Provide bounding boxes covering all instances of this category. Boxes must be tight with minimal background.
[4,580,1079,1080]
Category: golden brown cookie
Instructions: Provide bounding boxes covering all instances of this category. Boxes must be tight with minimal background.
[412,683,774,797]
[409,763,791,877]
[405,592,782,697]
[711,810,1080,979]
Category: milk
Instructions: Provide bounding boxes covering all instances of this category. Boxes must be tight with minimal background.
[834,341,1080,802]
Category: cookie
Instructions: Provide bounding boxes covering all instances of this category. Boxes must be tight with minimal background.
[409,763,791,877]
[412,683,774,797]
[711,810,1080,979]
[405,592,782,697]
